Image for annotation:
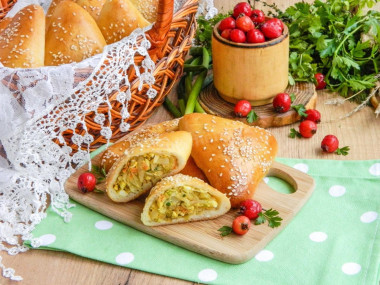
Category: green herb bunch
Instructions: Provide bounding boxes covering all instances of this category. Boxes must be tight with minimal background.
[278,0,379,102]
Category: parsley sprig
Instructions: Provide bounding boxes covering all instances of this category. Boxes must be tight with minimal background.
[91,165,107,184]
[218,226,233,237]
[247,110,259,124]
[289,128,302,138]
[336,146,350,156]
[276,0,380,103]
[292,104,308,117]
[255,208,283,228]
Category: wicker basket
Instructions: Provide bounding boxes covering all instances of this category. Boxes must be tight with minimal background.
[0,0,198,151]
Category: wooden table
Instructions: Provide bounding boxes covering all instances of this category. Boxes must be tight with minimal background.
[2,1,380,284]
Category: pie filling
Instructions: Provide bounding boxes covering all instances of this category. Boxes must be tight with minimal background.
[149,186,218,222]
[113,153,177,196]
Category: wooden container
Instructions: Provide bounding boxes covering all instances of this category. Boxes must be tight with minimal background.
[212,20,289,106]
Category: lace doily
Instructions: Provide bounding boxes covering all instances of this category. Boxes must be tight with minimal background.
[0,0,217,281]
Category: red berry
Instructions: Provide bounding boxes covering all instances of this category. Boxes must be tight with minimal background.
[232,215,251,235]
[221,29,232,40]
[299,120,317,138]
[270,18,284,29]
[261,19,283,39]
[273,93,291,113]
[236,15,254,32]
[303,109,321,123]
[229,29,246,43]
[219,17,236,31]
[314,73,327,90]
[233,2,252,18]
[321,135,339,153]
[250,9,265,24]
[234,100,252,117]
[239,199,262,220]
[246,28,265,43]
[77,172,96,193]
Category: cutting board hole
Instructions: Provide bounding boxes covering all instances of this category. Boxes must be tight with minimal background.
[265,176,295,194]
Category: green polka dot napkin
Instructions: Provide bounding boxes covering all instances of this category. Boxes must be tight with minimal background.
[26,158,380,285]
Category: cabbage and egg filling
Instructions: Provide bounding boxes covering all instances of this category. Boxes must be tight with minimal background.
[113,153,176,196]
[149,186,219,222]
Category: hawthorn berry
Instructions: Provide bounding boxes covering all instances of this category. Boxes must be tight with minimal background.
[261,19,283,39]
[77,172,96,193]
[273,93,291,113]
[219,17,236,31]
[247,29,265,43]
[303,109,321,123]
[239,199,262,220]
[321,135,339,153]
[229,29,246,43]
[236,15,254,32]
[234,100,252,117]
[314,73,327,90]
[221,29,232,40]
[299,120,317,138]
[232,215,251,235]
[250,9,265,24]
[233,2,252,18]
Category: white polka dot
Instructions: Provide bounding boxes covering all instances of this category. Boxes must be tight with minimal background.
[255,250,274,262]
[293,163,309,173]
[95,220,113,230]
[329,185,346,197]
[309,232,328,242]
[198,269,217,282]
[369,163,380,176]
[115,252,134,265]
[342,262,361,275]
[39,234,56,246]
[360,211,378,223]
[263,177,269,184]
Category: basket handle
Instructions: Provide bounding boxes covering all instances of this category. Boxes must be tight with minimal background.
[146,0,174,57]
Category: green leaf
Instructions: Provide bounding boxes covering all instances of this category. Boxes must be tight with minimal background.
[254,213,266,225]
[218,226,233,237]
[289,128,302,139]
[336,146,350,156]
[320,39,337,58]
[290,93,296,102]
[288,74,296,86]
[292,104,308,117]
[254,209,283,228]
[246,110,259,124]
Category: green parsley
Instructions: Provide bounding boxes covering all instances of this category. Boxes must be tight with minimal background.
[292,104,308,117]
[218,226,233,237]
[336,146,350,156]
[247,110,259,124]
[91,165,107,183]
[277,0,380,103]
[254,208,283,228]
[289,128,302,139]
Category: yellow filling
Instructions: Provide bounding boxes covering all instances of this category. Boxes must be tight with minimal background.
[113,153,176,196]
[149,186,218,222]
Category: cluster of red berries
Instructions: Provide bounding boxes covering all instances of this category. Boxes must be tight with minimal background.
[271,92,348,154]
[218,2,284,44]
[231,199,263,235]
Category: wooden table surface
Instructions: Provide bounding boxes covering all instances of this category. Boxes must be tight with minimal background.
[2,1,380,284]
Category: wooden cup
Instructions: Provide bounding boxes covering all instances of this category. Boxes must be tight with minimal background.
[212,21,289,106]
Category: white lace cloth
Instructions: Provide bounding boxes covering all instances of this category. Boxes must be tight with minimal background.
[0,0,216,281]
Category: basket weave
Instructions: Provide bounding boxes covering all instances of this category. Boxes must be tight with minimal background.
[0,0,198,151]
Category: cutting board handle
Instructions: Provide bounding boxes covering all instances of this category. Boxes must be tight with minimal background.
[261,161,315,202]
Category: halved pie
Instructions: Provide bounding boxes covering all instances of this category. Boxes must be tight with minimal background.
[106,131,192,202]
[141,174,231,226]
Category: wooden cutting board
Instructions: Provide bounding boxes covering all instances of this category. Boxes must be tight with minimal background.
[65,151,315,264]
[199,82,317,128]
